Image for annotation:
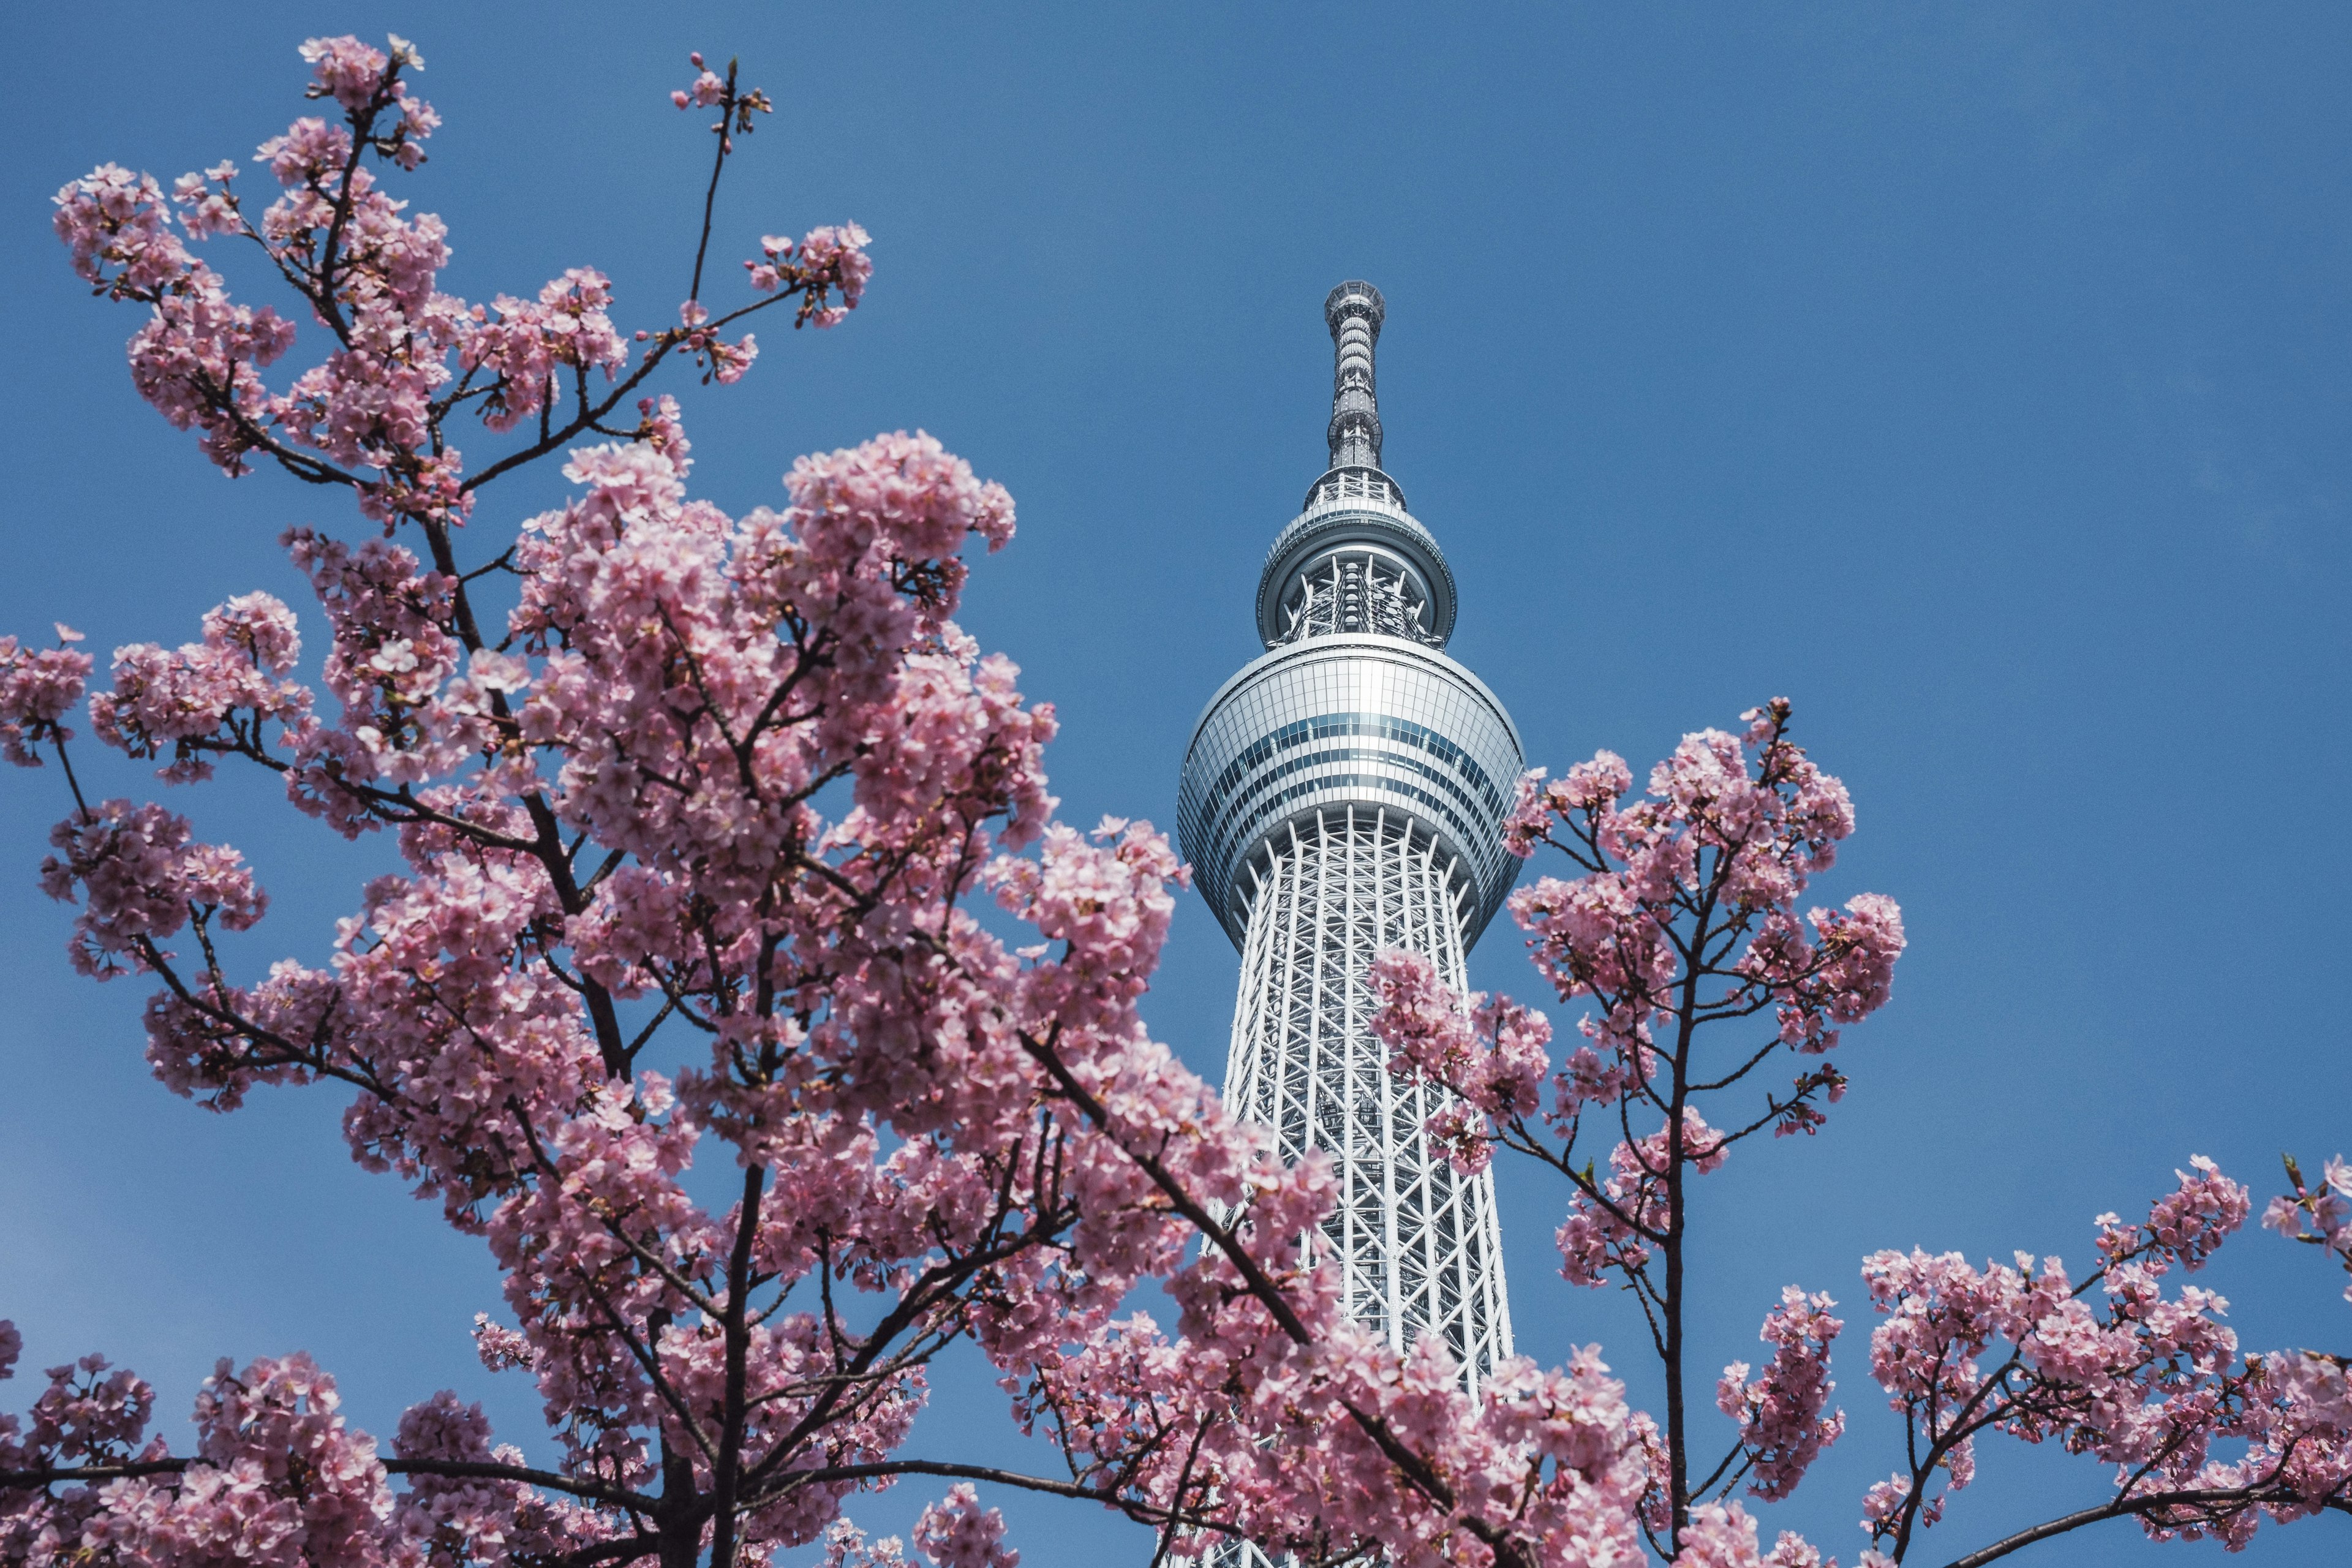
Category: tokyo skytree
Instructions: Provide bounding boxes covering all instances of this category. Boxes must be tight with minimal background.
[1177,281,1522,1395]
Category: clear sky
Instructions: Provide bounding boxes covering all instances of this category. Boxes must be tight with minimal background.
[2,4,2347,1565]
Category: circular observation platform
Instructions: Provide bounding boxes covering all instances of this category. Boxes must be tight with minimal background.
[1177,633,1525,952]
[1256,467,1458,648]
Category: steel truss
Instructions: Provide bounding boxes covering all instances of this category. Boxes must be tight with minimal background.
[1224,804,1514,1390]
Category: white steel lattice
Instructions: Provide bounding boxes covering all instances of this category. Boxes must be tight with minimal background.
[1223,805,1514,1389]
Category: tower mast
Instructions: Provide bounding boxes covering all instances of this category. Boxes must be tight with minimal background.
[1178,284,1521,1401]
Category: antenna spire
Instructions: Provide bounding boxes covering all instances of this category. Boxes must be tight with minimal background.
[1324,281,1387,470]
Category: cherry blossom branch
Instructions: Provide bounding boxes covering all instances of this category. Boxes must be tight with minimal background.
[0,1455,655,1512]
[1936,1486,2352,1568]
[682,56,764,305]
[2268,1153,2352,1312]
[706,1160,767,1568]
[751,1458,1233,1537]
[306,59,408,342]
[1370,698,1905,1555]
[737,1208,1086,1493]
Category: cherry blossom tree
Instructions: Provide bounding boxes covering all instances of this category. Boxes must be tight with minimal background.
[0,30,2343,1568]
[0,33,1656,1568]
[1369,704,2352,1563]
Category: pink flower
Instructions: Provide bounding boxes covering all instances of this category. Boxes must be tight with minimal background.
[0,635,94,766]
[1718,1287,1845,1499]
[2146,1155,2251,1270]
[911,1485,1017,1568]
[1369,949,1554,1173]
[794,223,873,326]
[1671,1501,1830,1568]
[40,801,266,978]
[676,69,727,109]
[462,269,629,432]
[298,36,391,111]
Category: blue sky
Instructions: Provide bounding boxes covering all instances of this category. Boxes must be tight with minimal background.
[2,4,2347,1564]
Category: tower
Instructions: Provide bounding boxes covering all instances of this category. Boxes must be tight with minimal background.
[1177,282,1522,1392]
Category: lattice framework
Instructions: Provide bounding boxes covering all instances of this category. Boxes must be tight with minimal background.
[1223,805,1514,1389]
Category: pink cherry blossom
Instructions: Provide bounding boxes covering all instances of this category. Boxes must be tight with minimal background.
[39,801,266,979]
[911,1485,1018,1568]
[2145,1153,2252,1269]
[15,53,1659,1543]
[1717,1288,1845,1501]
[2266,1152,2352,1303]
[0,635,94,767]
[48,32,837,535]
[462,269,630,432]
[1830,1156,2352,1558]
[1670,1501,1828,1568]
[1370,948,1555,1172]
[794,224,875,327]
[1366,698,1911,1554]
[739,225,872,328]
[91,592,307,783]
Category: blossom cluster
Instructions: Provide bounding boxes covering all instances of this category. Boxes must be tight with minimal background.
[1845,1158,2350,1553]
[2264,1153,2352,1303]
[0,1347,392,1568]
[746,224,874,328]
[1716,1289,1845,1502]
[1368,949,1551,1174]
[1551,1111,1729,1290]
[0,632,94,767]
[38,799,267,979]
[49,34,862,529]
[1408,703,1907,1238]
[91,592,307,783]
[1501,702,1902,1068]
[1368,701,1906,1553]
[1374,704,1906,1276]
[1670,1501,1829,1568]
